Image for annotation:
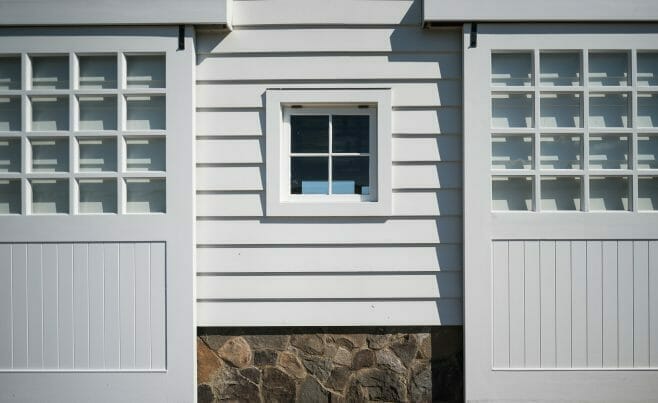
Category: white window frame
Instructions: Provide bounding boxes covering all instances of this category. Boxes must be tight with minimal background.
[266,89,392,216]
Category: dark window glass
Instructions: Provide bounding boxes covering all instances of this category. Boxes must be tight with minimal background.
[291,157,328,194]
[332,156,370,195]
[332,115,369,153]
[291,115,328,153]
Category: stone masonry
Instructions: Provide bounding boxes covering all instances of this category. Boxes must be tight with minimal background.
[197,327,463,402]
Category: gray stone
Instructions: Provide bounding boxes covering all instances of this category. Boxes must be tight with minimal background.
[301,355,334,382]
[244,335,290,351]
[354,368,407,402]
[262,367,296,403]
[335,334,366,350]
[240,367,261,385]
[291,334,325,355]
[418,334,432,359]
[254,349,278,366]
[366,334,389,350]
[200,335,231,352]
[390,334,418,367]
[345,380,365,403]
[409,360,432,403]
[197,384,214,403]
[277,350,306,379]
[212,364,261,402]
[332,347,352,366]
[217,337,252,368]
[325,366,351,392]
[375,348,406,374]
[351,349,375,370]
[298,377,330,403]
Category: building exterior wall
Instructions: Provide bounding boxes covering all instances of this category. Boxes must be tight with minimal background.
[195,0,464,327]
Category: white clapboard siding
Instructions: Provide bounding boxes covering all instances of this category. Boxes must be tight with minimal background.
[196,54,461,81]
[196,81,462,109]
[195,24,463,326]
[197,189,462,217]
[197,28,461,54]
[197,217,462,245]
[196,107,461,136]
[231,0,421,26]
[0,242,165,371]
[492,240,658,369]
[197,272,462,299]
[197,244,462,273]
[197,300,463,327]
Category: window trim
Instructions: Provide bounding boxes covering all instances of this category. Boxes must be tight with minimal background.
[266,89,392,216]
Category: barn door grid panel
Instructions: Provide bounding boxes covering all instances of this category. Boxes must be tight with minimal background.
[465,24,658,401]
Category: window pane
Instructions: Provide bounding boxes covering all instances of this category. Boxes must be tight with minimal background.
[638,52,658,86]
[492,176,533,211]
[540,52,580,86]
[78,179,117,214]
[541,176,581,211]
[0,57,21,90]
[31,179,69,214]
[637,93,658,128]
[638,177,658,211]
[589,52,629,86]
[31,96,69,131]
[332,156,369,195]
[589,176,629,211]
[332,115,369,153]
[0,179,21,214]
[31,56,69,90]
[491,135,533,169]
[0,138,20,172]
[491,53,533,87]
[540,135,582,169]
[30,138,69,172]
[291,115,328,153]
[589,135,629,169]
[126,95,165,130]
[79,95,117,131]
[78,137,116,172]
[126,55,165,89]
[589,93,630,128]
[126,137,166,172]
[79,56,117,89]
[0,96,21,131]
[492,93,533,128]
[291,156,328,194]
[540,92,582,128]
[638,135,658,169]
[125,178,166,213]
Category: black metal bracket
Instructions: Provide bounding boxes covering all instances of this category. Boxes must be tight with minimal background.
[470,23,478,48]
[178,25,185,50]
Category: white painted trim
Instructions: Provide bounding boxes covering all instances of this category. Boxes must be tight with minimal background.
[265,89,392,216]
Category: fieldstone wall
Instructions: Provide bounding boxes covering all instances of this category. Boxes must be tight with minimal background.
[197,327,463,403]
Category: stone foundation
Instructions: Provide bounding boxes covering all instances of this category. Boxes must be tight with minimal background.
[197,327,463,402]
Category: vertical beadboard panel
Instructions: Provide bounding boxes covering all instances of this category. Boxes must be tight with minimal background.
[601,241,619,368]
[57,244,74,369]
[571,241,587,368]
[0,244,11,368]
[634,241,650,368]
[119,243,136,369]
[88,244,105,368]
[42,244,59,369]
[650,241,658,367]
[103,243,120,368]
[555,241,572,368]
[150,242,166,370]
[508,241,525,368]
[618,241,635,368]
[540,241,556,368]
[524,241,541,368]
[11,244,28,369]
[73,244,89,369]
[492,241,510,368]
[26,244,43,368]
[586,241,603,367]
[134,243,151,369]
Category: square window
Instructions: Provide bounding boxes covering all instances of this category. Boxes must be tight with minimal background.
[491,53,533,87]
[30,96,69,131]
[491,93,534,128]
[0,96,21,131]
[589,176,629,211]
[78,137,116,172]
[78,95,117,131]
[30,138,69,172]
[589,135,629,169]
[0,57,21,90]
[492,176,533,211]
[541,176,581,211]
[126,55,165,89]
[78,55,117,89]
[540,134,582,169]
[0,179,21,214]
[31,56,69,90]
[78,178,116,214]
[265,89,391,216]
[30,179,68,214]
[126,95,165,130]
[540,52,581,86]
[589,52,629,86]
[125,178,166,213]
[589,93,630,128]
[0,138,21,172]
[540,92,582,128]
[491,135,533,169]
[126,137,166,172]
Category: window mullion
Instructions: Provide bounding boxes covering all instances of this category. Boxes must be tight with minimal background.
[583,48,590,212]
[328,114,333,195]
[631,49,639,212]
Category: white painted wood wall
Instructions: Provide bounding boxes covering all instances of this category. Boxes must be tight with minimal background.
[195,0,464,326]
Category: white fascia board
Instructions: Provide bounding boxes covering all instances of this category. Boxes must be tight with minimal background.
[424,0,658,23]
[0,0,229,26]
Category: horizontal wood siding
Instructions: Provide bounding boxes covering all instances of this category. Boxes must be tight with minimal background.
[492,240,658,369]
[0,242,165,371]
[195,4,463,326]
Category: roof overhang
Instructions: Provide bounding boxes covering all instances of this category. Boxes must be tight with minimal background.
[424,0,658,25]
[0,0,231,28]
